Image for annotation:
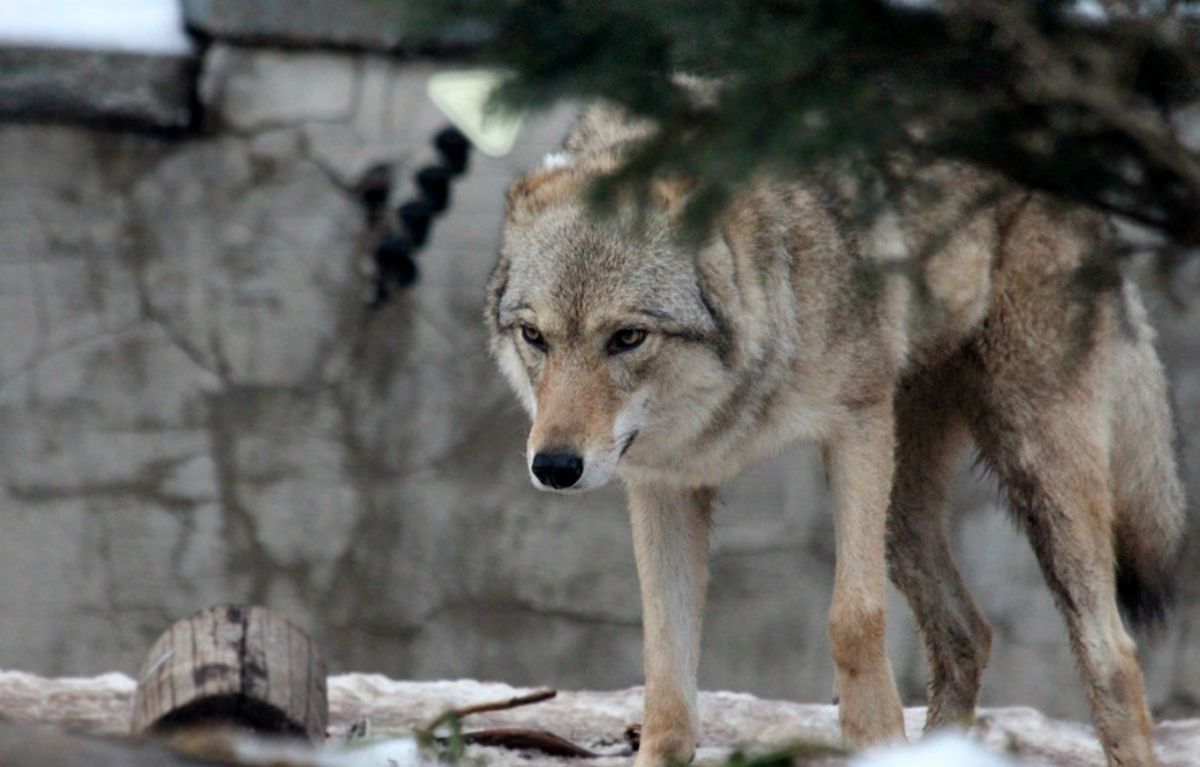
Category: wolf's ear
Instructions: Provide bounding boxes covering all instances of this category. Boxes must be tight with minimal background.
[484,253,510,335]
[506,168,580,222]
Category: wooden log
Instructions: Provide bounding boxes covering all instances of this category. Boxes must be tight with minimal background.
[131,605,327,742]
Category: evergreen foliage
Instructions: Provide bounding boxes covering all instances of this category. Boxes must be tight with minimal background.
[411,1,1200,249]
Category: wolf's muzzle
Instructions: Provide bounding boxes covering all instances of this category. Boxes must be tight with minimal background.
[531,451,584,489]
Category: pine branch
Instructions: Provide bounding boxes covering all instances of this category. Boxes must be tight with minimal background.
[406,0,1200,250]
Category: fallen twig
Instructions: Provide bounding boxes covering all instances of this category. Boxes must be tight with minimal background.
[421,687,557,734]
[416,688,608,760]
[459,728,598,758]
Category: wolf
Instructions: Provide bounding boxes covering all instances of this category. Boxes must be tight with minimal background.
[485,104,1186,767]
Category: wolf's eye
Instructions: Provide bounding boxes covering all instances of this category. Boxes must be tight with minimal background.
[520,324,547,350]
[608,328,647,354]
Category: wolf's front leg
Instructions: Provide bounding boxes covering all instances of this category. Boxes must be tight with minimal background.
[823,404,906,747]
[627,483,714,767]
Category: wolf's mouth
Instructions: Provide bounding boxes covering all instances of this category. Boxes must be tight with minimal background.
[619,430,639,458]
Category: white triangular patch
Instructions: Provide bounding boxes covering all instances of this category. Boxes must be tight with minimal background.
[427,69,526,158]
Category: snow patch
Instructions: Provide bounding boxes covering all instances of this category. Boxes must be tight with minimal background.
[234,736,428,767]
[854,734,1012,767]
[540,151,574,170]
[0,0,192,55]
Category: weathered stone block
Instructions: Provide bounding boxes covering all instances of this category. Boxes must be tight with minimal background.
[0,47,195,131]
[200,45,357,132]
[183,0,482,52]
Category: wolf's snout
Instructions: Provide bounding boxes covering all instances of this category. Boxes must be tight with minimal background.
[531,451,584,489]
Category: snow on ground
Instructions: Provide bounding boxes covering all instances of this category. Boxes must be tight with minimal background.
[854,734,1012,767]
[0,0,192,55]
[3,670,1200,766]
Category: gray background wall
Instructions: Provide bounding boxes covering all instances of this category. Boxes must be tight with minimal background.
[1,22,1198,722]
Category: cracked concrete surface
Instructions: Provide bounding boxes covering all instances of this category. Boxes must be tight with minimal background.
[0,47,1198,726]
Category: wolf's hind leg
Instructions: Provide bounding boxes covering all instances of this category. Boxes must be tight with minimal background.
[887,362,991,731]
[964,197,1159,767]
[969,395,1158,767]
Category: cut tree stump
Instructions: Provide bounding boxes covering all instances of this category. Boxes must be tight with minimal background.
[131,605,328,742]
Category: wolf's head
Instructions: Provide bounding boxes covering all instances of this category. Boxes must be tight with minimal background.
[486,156,736,493]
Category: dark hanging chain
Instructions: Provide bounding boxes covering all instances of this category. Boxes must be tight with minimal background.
[358,126,472,306]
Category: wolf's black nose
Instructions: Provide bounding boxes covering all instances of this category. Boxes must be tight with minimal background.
[531,452,584,489]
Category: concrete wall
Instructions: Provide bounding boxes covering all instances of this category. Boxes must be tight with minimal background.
[1,30,1197,721]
